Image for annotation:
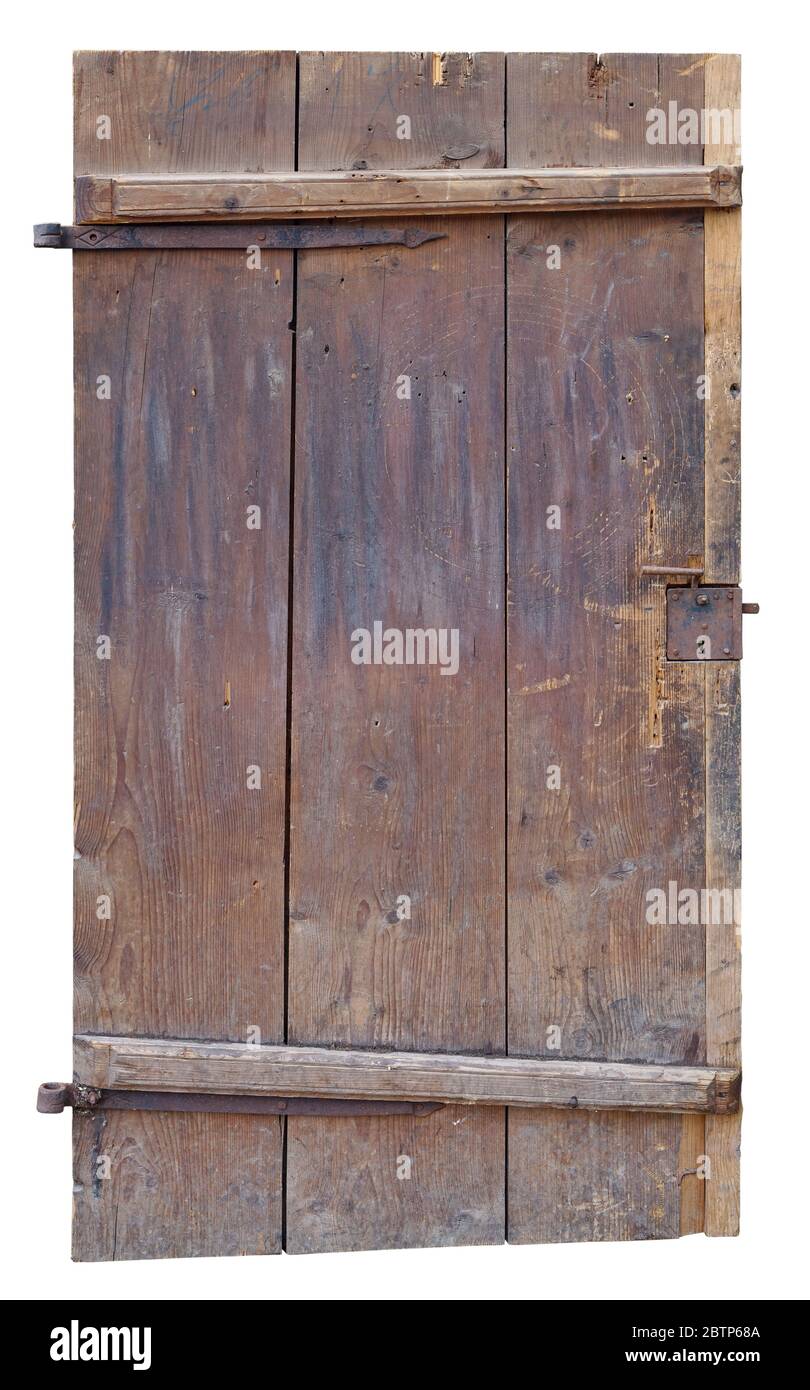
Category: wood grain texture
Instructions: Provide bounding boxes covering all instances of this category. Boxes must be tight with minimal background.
[298,51,504,170]
[73,51,296,179]
[75,1035,740,1112]
[704,666,742,1235]
[703,54,742,1239]
[678,1111,707,1234]
[285,52,506,1253]
[73,250,291,1040]
[506,54,711,1244]
[73,166,741,223]
[72,50,295,1260]
[704,55,741,585]
[505,209,708,1240]
[286,1106,503,1254]
[506,53,706,168]
[72,1109,282,1261]
[509,1110,688,1243]
[287,220,504,1053]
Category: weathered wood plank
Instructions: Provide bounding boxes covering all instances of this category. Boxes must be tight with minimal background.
[703,53,742,1240]
[506,53,706,168]
[704,55,742,586]
[298,51,505,170]
[505,53,710,1245]
[509,1110,688,1243]
[74,165,742,223]
[72,1109,282,1261]
[74,249,292,1042]
[286,1106,504,1254]
[72,49,295,1261]
[285,51,506,1254]
[679,1111,708,1234]
[704,666,742,1234]
[73,50,295,180]
[74,1035,741,1113]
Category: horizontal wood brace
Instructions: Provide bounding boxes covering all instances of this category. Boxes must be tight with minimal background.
[74,165,742,224]
[74,1036,741,1115]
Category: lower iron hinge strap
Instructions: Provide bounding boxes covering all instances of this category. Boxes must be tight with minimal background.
[37,1083,443,1118]
[33,222,444,251]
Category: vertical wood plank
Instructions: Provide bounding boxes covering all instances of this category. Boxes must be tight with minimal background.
[73,51,295,179]
[287,53,506,1254]
[678,1112,707,1235]
[704,665,741,1235]
[73,51,295,1259]
[298,52,504,170]
[703,54,742,1239]
[73,1111,283,1261]
[506,54,709,1244]
[286,1107,503,1254]
[506,53,705,167]
[509,1111,685,1243]
[73,250,292,1042]
[704,55,742,588]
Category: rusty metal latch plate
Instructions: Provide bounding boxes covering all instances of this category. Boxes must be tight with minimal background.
[667,585,743,661]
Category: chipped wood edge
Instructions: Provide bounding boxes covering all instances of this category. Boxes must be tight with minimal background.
[74,1035,741,1114]
[73,165,743,223]
[704,53,742,1238]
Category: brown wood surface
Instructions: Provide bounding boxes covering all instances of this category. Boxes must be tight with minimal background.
[505,53,712,1244]
[74,165,741,223]
[298,51,504,170]
[72,1109,282,1261]
[75,1034,740,1112]
[506,53,706,168]
[67,51,743,1259]
[704,56,741,587]
[72,50,295,1260]
[74,50,295,180]
[703,54,742,1238]
[286,1106,503,1254]
[285,51,506,1254]
[509,1110,690,1243]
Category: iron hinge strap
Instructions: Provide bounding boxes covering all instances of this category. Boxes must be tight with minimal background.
[33,222,444,251]
[37,1083,443,1119]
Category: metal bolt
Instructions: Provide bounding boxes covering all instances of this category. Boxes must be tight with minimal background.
[696,593,709,605]
[723,646,731,655]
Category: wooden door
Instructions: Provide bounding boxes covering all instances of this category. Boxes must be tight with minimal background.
[56,51,742,1259]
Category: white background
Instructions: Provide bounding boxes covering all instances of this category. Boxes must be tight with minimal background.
[1,1,806,1301]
